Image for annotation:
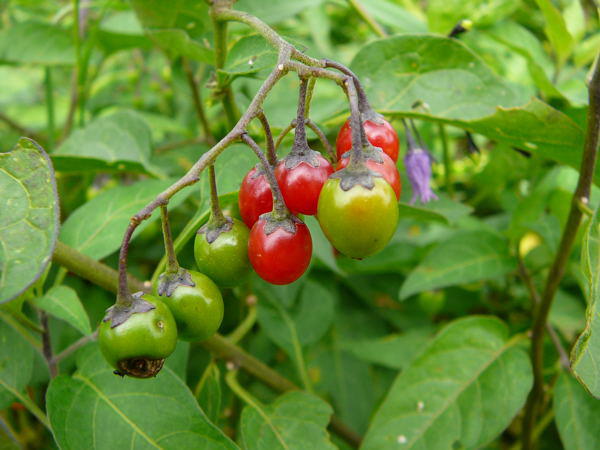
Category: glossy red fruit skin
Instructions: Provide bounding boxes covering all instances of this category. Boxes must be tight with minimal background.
[337,152,401,200]
[275,155,333,215]
[239,167,273,228]
[248,217,312,285]
[336,117,399,162]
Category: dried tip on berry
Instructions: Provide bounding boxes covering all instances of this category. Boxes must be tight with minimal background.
[404,147,437,205]
[116,357,165,378]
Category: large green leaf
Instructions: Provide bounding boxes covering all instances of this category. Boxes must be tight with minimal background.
[46,345,236,449]
[59,179,191,260]
[33,285,91,335]
[554,371,600,450]
[350,36,590,182]
[571,207,600,397]
[426,0,520,33]
[362,317,532,449]
[52,111,161,176]
[220,35,278,77]
[0,21,74,66]
[0,319,35,410]
[400,230,515,299]
[0,138,59,303]
[236,0,323,24]
[130,0,213,64]
[239,391,335,450]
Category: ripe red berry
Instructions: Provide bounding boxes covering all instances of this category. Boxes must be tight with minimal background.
[238,167,273,228]
[336,117,399,162]
[248,215,312,285]
[275,154,333,216]
[337,151,401,200]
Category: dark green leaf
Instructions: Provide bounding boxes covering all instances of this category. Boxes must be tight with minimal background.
[554,371,600,450]
[0,138,59,303]
[59,179,191,260]
[571,207,600,398]
[0,21,74,65]
[351,36,590,181]
[400,230,515,299]
[239,391,335,450]
[0,319,35,410]
[196,362,222,425]
[33,286,91,335]
[130,0,213,64]
[362,317,532,449]
[46,345,236,449]
[52,111,161,176]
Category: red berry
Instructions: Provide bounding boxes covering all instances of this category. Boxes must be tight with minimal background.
[238,167,273,228]
[336,117,399,162]
[275,154,333,215]
[248,216,312,285]
[337,151,401,200]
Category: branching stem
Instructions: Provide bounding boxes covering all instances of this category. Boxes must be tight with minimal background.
[521,54,600,449]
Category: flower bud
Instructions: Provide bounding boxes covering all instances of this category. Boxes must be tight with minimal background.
[404,147,437,204]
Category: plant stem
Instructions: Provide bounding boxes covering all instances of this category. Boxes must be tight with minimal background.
[346,78,364,166]
[346,0,387,37]
[438,124,454,198]
[160,206,180,274]
[39,312,57,378]
[304,77,316,117]
[521,54,600,449]
[51,330,97,365]
[51,240,362,447]
[292,76,310,151]
[44,67,55,150]
[275,121,296,151]
[256,110,277,164]
[211,7,239,128]
[183,58,216,146]
[306,119,335,161]
[208,164,227,226]
[241,133,288,218]
[227,305,257,344]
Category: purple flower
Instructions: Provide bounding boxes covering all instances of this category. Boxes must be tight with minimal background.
[404,147,437,204]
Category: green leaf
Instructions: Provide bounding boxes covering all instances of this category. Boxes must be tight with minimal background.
[33,286,91,335]
[571,207,600,398]
[534,0,574,67]
[236,0,324,24]
[554,371,600,450]
[196,362,222,425]
[362,317,532,449]
[52,111,161,176]
[350,36,589,181]
[239,391,335,450]
[357,0,426,33]
[46,345,236,449]
[59,178,191,260]
[130,0,213,64]
[256,279,335,354]
[97,11,150,54]
[0,21,74,66]
[0,319,34,410]
[342,329,433,370]
[220,35,278,77]
[400,230,515,299]
[0,138,59,303]
[427,0,520,34]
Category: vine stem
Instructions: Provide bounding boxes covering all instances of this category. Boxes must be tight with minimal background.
[292,76,309,151]
[521,54,600,449]
[241,133,288,218]
[256,110,277,165]
[51,241,362,447]
[160,206,179,274]
[346,0,387,37]
[40,312,57,378]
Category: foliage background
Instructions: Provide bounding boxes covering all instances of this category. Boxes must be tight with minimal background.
[0,0,599,449]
